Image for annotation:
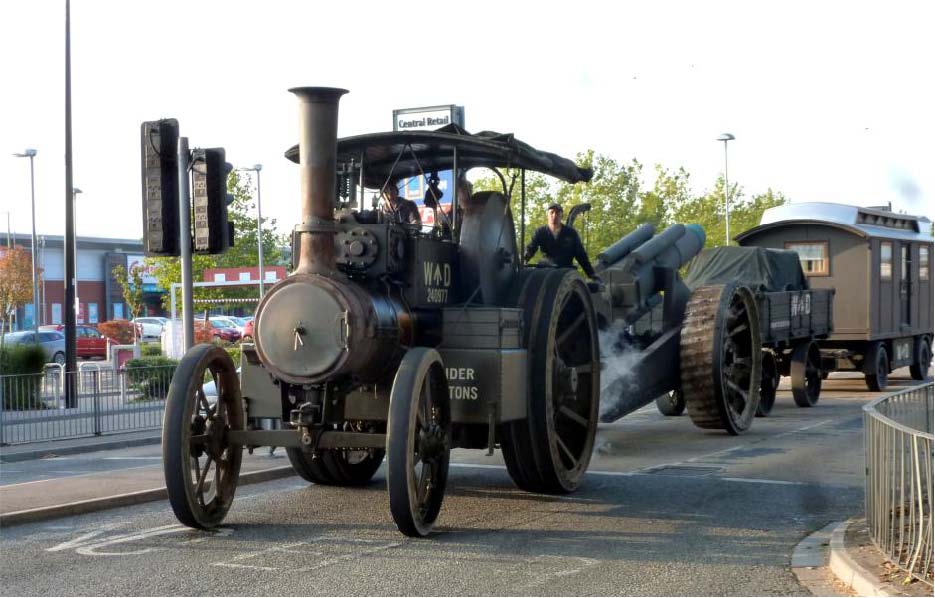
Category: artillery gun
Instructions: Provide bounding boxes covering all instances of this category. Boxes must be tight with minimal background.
[161,86,766,538]
[590,222,765,434]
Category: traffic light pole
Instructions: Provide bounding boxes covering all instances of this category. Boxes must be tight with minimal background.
[178,137,195,351]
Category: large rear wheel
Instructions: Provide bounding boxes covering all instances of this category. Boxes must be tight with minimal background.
[287,444,384,486]
[501,269,600,493]
[681,283,762,435]
[387,348,450,537]
[163,344,243,529]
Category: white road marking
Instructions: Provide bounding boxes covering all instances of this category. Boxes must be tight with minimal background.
[102,457,162,461]
[721,477,806,486]
[48,524,232,556]
[513,555,601,591]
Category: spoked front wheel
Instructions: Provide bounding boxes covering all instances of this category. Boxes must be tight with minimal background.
[163,344,244,529]
[387,348,451,537]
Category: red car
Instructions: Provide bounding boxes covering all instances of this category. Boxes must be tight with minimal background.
[39,325,119,359]
[242,319,254,344]
[195,320,241,343]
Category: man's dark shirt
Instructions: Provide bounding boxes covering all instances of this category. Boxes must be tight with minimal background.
[380,198,421,225]
[524,224,596,278]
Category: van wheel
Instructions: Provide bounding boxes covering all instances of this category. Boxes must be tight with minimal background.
[910,337,931,381]
[864,343,889,392]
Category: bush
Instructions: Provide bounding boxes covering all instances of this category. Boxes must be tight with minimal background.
[225,345,242,367]
[1,343,46,375]
[98,319,136,344]
[141,343,162,357]
[125,356,178,401]
[0,344,47,410]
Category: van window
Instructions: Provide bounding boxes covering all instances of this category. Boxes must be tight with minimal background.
[921,246,930,281]
[784,241,829,276]
[881,242,893,281]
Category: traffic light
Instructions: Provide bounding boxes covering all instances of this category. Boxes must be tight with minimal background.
[140,119,180,256]
[191,148,234,254]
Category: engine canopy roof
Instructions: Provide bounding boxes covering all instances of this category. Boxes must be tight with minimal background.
[285,124,593,188]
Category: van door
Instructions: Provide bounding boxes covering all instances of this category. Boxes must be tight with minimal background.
[879,241,894,334]
[899,243,911,329]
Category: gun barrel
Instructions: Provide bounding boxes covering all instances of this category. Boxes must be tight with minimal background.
[597,223,655,269]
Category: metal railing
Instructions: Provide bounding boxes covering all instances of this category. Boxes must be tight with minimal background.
[864,382,934,583]
[0,364,175,445]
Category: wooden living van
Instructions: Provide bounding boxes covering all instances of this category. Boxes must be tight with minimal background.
[736,202,933,390]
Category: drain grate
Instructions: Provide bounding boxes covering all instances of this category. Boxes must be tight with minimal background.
[644,465,723,477]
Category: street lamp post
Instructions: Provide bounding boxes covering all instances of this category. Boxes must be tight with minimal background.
[237,164,265,298]
[716,133,735,245]
[72,188,82,322]
[13,149,39,332]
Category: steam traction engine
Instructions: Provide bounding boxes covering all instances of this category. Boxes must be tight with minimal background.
[163,87,601,537]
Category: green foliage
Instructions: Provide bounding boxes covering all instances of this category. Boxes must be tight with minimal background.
[145,171,289,311]
[0,344,47,410]
[0,343,46,376]
[472,151,789,270]
[141,343,162,357]
[224,345,242,368]
[125,356,179,401]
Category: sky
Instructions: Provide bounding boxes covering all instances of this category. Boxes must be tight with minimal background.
[1,0,933,242]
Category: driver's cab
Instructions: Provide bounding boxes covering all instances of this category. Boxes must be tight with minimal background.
[284,127,592,308]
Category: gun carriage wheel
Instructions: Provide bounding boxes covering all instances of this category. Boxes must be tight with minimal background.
[387,348,451,537]
[791,341,822,407]
[756,350,780,417]
[501,269,600,493]
[681,282,762,435]
[163,344,244,529]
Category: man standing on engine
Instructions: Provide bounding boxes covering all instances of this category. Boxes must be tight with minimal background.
[523,202,600,281]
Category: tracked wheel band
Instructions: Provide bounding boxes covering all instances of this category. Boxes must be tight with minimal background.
[681,283,762,435]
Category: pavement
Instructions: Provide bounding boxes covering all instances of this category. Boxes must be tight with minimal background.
[0,370,931,596]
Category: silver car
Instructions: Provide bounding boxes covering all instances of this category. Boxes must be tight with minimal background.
[133,317,169,341]
[2,330,66,364]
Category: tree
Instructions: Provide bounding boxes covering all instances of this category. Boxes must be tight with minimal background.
[0,247,39,355]
[112,263,145,320]
[146,170,289,312]
[671,176,787,248]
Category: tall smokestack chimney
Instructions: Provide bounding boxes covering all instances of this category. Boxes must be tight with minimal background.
[289,86,348,275]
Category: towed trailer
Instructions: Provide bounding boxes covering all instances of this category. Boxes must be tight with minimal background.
[737,202,933,390]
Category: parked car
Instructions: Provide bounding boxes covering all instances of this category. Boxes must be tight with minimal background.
[209,316,246,336]
[133,317,169,341]
[196,320,241,343]
[39,325,118,359]
[242,319,254,344]
[2,330,66,364]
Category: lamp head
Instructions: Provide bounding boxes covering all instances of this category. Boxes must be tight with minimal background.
[717,133,735,142]
[13,149,38,158]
